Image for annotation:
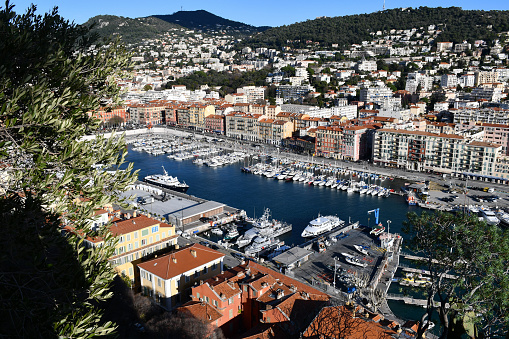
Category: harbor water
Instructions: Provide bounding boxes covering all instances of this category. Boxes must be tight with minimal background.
[124,146,438,327]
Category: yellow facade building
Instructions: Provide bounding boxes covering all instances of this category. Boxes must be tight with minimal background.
[83,214,178,287]
[138,243,225,310]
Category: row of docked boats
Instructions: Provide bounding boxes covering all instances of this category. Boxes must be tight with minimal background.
[193,152,248,166]
[243,163,393,197]
[464,205,509,227]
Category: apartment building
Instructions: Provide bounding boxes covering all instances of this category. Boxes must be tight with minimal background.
[276,85,315,102]
[205,114,225,134]
[225,112,263,141]
[359,84,394,107]
[373,129,501,175]
[90,106,129,125]
[176,106,191,127]
[342,125,373,161]
[138,243,224,310]
[257,118,292,145]
[224,93,248,104]
[475,71,499,86]
[81,214,178,287]
[452,107,509,124]
[128,103,165,125]
[189,104,215,130]
[182,260,329,337]
[315,126,343,159]
[440,74,458,88]
[478,122,509,155]
[237,85,265,103]
[264,105,281,119]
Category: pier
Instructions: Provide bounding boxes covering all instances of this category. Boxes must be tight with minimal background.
[400,265,458,280]
[387,293,450,309]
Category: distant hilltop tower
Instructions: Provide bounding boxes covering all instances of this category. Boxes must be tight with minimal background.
[383,0,385,11]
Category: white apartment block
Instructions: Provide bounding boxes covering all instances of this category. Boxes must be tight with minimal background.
[405,72,433,93]
[440,74,458,88]
[355,59,377,72]
[459,74,476,87]
[452,107,509,124]
[373,129,501,176]
[332,105,357,120]
[470,87,504,102]
[237,86,265,103]
[359,84,395,107]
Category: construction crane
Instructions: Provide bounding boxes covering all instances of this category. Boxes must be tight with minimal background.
[367,208,380,225]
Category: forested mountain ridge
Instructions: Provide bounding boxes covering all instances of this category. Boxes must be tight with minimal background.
[242,7,509,49]
[152,10,270,34]
[84,15,183,44]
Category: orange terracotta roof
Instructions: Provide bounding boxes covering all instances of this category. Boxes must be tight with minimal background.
[303,306,397,339]
[178,300,223,323]
[138,243,224,279]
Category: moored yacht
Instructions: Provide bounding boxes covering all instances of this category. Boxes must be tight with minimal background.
[301,215,344,238]
[143,166,189,193]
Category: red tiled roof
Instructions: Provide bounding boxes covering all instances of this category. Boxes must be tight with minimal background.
[138,243,224,279]
[178,300,223,323]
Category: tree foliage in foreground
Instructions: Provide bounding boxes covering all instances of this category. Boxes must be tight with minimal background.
[0,1,136,337]
[403,211,509,339]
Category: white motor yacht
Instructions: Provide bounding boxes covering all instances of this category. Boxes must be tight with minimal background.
[301,215,344,238]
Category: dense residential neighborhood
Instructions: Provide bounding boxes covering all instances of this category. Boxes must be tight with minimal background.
[90,22,509,183]
[3,3,509,338]
[74,13,509,338]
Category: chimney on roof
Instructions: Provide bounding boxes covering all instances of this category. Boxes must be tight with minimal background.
[172,257,177,264]
[191,249,197,257]
[215,276,219,282]
[175,244,179,250]
[133,211,137,218]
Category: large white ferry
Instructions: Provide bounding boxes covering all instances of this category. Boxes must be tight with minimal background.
[143,166,189,193]
[301,215,344,238]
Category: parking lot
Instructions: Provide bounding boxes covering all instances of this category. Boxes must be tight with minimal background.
[291,226,387,293]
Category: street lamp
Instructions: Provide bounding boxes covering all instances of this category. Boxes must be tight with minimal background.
[387,220,391,236]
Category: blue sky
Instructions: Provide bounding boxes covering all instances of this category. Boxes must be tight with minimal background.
[6,0,509,27]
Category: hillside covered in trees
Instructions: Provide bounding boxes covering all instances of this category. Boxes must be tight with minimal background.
[242,7,509,49]
[153,10,270,35]
[84,15,183,44]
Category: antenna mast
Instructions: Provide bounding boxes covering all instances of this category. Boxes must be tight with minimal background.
[383,0,385,11]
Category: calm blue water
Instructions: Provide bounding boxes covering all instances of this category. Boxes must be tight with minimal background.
[125,147,419,247]
[125,147,433,324]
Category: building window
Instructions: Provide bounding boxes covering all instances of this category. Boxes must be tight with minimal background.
[149,236,153,244]
[196,292,200,299]
[185,275,190,283]
[141,229,149,237]
[126,234,131,241]
[141,239,146,246]
[228,297,233,305]
[152,225,159,233]
[213,300,218,307]
[205,296,209,303]
[229,309,233,319]
[194,271,199,278]
[134,232,138,239]
[157,278,162,287]
[212,263,217,270]
[134,241,139,249]
[129,267,133,276]
[203,266,208,274]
